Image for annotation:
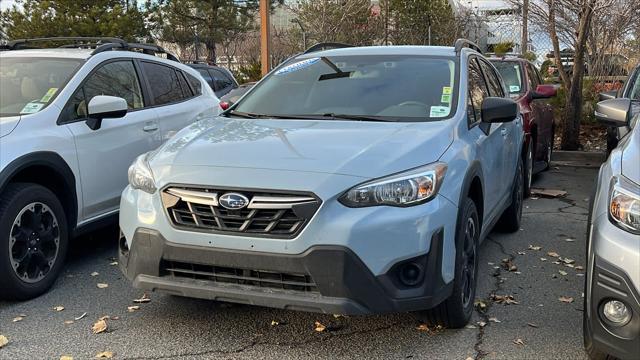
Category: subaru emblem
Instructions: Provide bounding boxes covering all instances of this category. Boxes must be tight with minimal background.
[219,193,249,210]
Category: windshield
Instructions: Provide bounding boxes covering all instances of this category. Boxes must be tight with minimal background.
[0,57,83,117]
[232,55,457,121]
[491,61,524,97]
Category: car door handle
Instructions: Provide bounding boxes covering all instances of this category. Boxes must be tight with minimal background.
[143,124,158,132]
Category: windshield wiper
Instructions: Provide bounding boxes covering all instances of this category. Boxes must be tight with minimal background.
[224,110,262,119]
[320,113,395,122]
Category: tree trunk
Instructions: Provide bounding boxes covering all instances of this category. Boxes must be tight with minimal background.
[206,39,216,65]
[560,0,595,150]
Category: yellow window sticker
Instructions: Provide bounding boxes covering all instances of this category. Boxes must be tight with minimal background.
[20,102,45,114]
[442,86,452,95]
[41,88,58,103]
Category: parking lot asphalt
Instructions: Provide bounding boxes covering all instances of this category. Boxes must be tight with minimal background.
[0,165,596,360]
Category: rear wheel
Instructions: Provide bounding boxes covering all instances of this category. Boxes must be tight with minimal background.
[497,157,524,232]
[415,198,479,328]
[0,183,68,300]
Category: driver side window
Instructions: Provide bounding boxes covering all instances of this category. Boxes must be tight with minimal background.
[61,60,144,122]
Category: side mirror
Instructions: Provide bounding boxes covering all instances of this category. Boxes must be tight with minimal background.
[532,84,557,99]
[599,90,617,101]
[481,97,518,123]
[86,95,127,130]
[595,98,631,127]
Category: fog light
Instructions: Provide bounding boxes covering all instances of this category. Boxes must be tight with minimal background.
[602,300,632,326]
[399,263,423,286]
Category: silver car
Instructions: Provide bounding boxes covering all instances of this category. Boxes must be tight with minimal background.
[584,98,640,359]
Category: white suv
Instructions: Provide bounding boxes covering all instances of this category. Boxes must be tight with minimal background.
[0,38,219,300]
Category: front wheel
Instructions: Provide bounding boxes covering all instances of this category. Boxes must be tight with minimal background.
[414,197,479,328]
[0,183,68,300]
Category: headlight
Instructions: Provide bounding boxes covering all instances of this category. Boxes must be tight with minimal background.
[339,162,447,207]
[609,175,640,234]
[127,154,156,194]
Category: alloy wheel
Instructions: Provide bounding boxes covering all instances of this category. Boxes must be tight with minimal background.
[460,215,477,308]
[9,202,60,283]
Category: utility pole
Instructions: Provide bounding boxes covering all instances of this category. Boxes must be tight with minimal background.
[260,0,271,77]
[521,0,529,54]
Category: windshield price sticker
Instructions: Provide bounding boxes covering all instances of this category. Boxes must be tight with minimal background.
[20,102,45,114]
[430,106,450,118]
[275,58,320,76]
[40,87,59,103]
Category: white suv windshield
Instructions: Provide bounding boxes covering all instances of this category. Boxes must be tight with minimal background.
[232,55,457,122]
[0,57,83,116]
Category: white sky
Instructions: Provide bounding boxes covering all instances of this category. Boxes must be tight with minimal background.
[0,0,18,11]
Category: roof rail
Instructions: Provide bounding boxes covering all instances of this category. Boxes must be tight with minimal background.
[3,37,179,62]
[454,39,482,54]
[6,37,126,50]
[303,42,354,54]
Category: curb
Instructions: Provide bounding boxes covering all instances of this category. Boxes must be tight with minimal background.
[551,150,606,163]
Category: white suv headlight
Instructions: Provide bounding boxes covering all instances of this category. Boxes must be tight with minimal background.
[340,163,447,207]
[609,175,640,234]
[128,154,156,194]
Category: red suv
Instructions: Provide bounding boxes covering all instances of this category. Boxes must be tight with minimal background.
[490,56,557,196]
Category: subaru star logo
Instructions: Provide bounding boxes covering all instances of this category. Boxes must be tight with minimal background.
[218,193,249,210]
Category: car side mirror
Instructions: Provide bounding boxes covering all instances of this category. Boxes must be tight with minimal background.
[481,97,518,123]
[86,95,128,130]
[598,90,618,101]
[532,84,557,99]
[595,98,631,127]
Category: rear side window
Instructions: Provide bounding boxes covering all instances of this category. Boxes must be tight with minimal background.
[196,68,215,90]
[526,64,539,90]
[177,71,193,97]
[185,72,202,96]
[479,60,504,97]
[467,58,489,125]
[141,62,184,105]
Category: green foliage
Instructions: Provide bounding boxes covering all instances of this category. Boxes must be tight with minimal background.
[1,0,149,41]
[381,0,457,46]
[234,61,262,83]
[523,51,537,62]
[549,79,600,125]
[493,41,515,56]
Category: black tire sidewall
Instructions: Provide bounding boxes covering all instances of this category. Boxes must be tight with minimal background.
[0,184,68,300]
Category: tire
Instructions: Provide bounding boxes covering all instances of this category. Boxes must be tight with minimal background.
[0,183,68,301]
[497,157,524,233]
[584,309,610,360]
[415,197,479,328]
[523,140,533,198]
[543,127,554,171]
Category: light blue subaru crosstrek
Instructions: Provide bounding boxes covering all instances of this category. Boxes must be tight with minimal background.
[119,40,525,328]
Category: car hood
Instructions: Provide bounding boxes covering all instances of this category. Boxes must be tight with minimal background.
[621,118,640,185]
[151,117,454,179]
[0,115,21,138]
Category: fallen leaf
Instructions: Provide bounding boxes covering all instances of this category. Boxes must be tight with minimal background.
[488,317,501,323]
[565,238,575,242]
[53,306,65,312]
[271,320,279,326]
[559,296,574,303]
[127,306,140,312]
[97,283,109,289]
[0,335,8,348]
[501,258,518,272]
[477,321,487,327]
[540,258,547,261]
[474,299,488,312]
[133,293,151,303]
[561,258,575,265]
[60,356,73,360]
[75,312,87,321]
[332,314,346,319]
[95,351,113,359]
[111,316,120,321]
[547,251,560,258]
[12,316,24,322]
[528,245,542,251]
[314,321,326,332]
[559,270,568,276]
[575,266,584,271]
[491,294,519,305]
[92,319,108,334]
[517,251,526,255]
[91,272,99,277]
[416,323,430,331]
[109,261,118,266]
[64,320,74,325]
[565,264,575,268]
[552,261,561,265]
[527,322,539,328]
[465,324,477,329]
[513,338,525,346]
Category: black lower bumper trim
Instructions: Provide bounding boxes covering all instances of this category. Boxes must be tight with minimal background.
[120,228,452,315]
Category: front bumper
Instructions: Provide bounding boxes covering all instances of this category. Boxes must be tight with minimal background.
[586,214,640,359]
[119,228,452,315]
